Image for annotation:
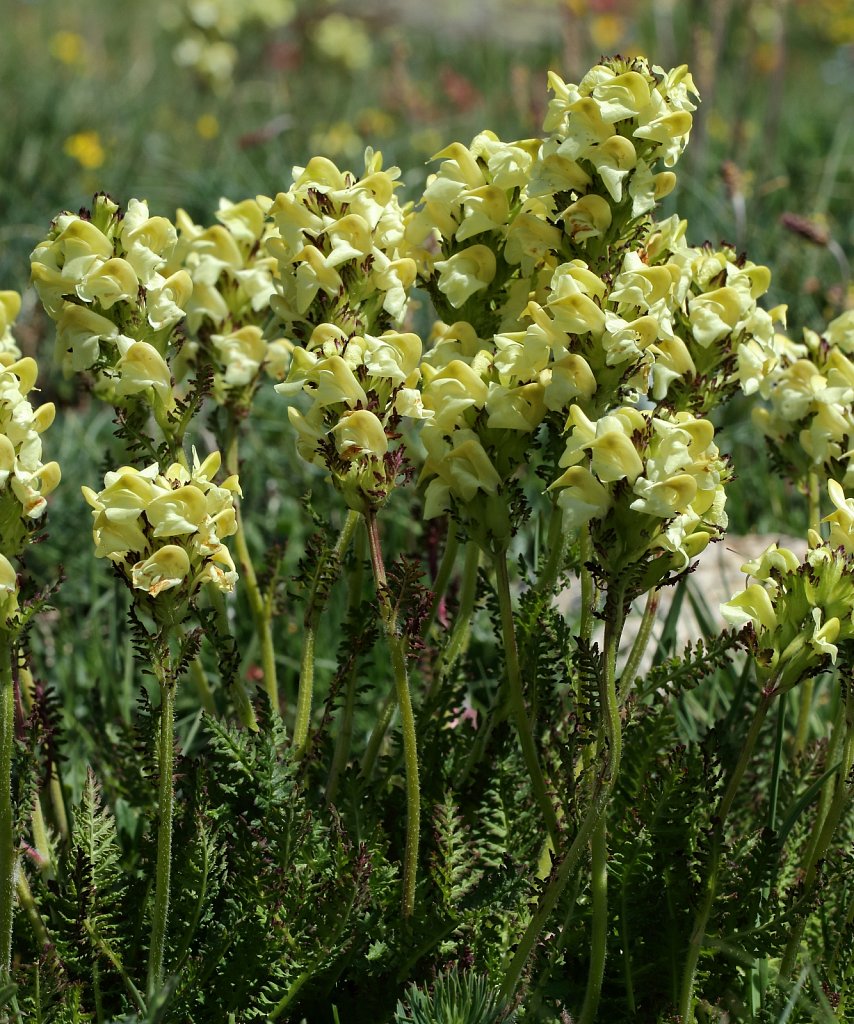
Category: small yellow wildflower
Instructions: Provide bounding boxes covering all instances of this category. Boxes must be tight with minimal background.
[63,131,105,170]
[49,30,86,67]
[195,113,220,139]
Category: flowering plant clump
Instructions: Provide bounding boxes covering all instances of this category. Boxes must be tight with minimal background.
[81,448,239,615]
[5,51,854,1024]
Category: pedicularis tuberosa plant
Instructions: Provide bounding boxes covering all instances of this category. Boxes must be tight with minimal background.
[2,56,853,1023]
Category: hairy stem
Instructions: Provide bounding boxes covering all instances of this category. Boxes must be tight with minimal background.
[494,552,561,852]
[621,588,660,685]
[579,523,595,645]
[579,817,608,1024]
[433,542,480,684]
[360,690,397,781]
[15,870,49,953]
[148,672,176,995]
[293,510,360,755]
[365,509,420,918]
[0,640,16,982]
[189,656,217,718]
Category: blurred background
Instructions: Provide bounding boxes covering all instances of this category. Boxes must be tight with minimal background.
[2,0,852,327]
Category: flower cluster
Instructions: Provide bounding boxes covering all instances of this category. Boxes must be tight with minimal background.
[168,197,290,406]
[638,223,785,410]
[275,324,428,512]
[81,450,239,619]
[0,356,61,621]
[30,194,191,412]
[494,221,782,423]
[753,309,854,487]
[267,151,417,341]
[549,405,730,588]
[418,320,547,550]
[408,131,548,334]
[535,58,697,218]
[721,489,854,691]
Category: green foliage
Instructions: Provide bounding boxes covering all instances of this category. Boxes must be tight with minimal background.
[394,969,515,1024]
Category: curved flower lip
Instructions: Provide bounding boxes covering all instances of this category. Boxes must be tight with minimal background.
[549,465,611,529]
[131,545,191,597]
[433,245,497,308]
[147,485,209,537]
[330,408,388,458]
[720,583,778,633]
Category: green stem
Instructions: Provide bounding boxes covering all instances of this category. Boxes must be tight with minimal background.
[148,675,176,995]
[225,432,278,709]
[85,919,147,1013]
[293,510,360,756]
[189,656,217,718]
[499,583,624,1003]
[365,509,420,918]
[768,698,787,833]
[780,687,854,978]
[807,470,822,534]
[798,690,845,884]
[326,531,367,803]
[793,679,814,756]
[494,552,561,852]
[794,474,823,756]
[678,688,774,1024]
[621,588,660,686]
[360,690,397,781]
[15,871,48,954]
[579,817,608,1024]
[538,501,566,598]
[620,864,637,1016]
[205,583,257,731]
[432,542,480,685]
[578,586,625,1024]
[0,640,15,983]
[421,525,459,640]
[579,523,595,645]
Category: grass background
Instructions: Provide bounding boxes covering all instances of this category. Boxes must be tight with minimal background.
[1,0,852,778]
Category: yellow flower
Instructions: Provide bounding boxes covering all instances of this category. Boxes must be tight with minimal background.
[63,131,105,170]
[331,409,389,459]
[196,113,220,140]
[132,546,191,597]
[49,31,86,67]
[434,246,497,308]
